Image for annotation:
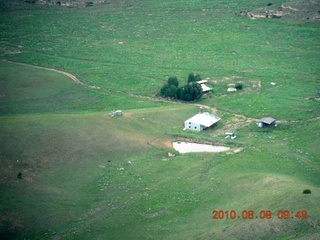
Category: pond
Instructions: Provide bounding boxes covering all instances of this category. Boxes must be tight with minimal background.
[172,141,230,154]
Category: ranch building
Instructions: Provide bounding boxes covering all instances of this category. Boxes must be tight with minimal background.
[257,117,276,127]
[197,80,213,93]
[184,112,220,131]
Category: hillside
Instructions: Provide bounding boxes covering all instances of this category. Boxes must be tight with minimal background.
[21,0,136,7]
[23,0,320,24]
[0,0,319,239]
[237,0,320,24]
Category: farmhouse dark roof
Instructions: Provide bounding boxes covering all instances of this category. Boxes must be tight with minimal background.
[260,117,275,125]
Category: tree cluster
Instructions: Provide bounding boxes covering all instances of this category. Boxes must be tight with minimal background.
[160,74,203,101]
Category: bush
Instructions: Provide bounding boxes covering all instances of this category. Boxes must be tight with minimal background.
[235,83,243,90]
[17,172,22,179]
[303,189,311,194]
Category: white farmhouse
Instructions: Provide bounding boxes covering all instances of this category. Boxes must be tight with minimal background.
[184,112,221,131]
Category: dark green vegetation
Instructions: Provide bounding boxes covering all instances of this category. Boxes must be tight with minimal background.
[0,0,319,239]
[303,189,312,194]
[160,75,203,101]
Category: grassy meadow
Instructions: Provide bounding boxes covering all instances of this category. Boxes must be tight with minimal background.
[0,0,319,239]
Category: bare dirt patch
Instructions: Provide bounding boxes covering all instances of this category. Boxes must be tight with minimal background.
[144,209,172,219]
[3,50,21,55]
[232,148,243,153]
[237,0,320,24]
[208,76,261,94]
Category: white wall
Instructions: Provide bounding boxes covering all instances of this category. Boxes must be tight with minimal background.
[184,121,202,131]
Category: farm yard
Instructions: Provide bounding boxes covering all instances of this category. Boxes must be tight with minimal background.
[0,0,320,239]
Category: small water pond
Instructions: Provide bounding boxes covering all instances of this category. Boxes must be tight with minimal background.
[172,141,230,154]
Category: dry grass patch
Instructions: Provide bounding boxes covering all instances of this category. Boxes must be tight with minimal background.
[209,76,261,94]
[144,209,172,219]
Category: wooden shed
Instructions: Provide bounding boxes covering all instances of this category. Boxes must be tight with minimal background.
[258,117,276,127]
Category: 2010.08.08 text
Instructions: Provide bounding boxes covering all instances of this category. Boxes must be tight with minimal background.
[212,210,308,220]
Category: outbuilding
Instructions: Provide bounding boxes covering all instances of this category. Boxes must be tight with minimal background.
[115,110,122,116]
[184,112,220,131]
[257,117,276,127]
[197,80,213,93]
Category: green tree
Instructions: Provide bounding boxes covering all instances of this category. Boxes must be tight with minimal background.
[180,82,203,101]
[160,77,179,98]
[167,77,179,87]
[187,73,196,83]
[176,87,184,99]
[195,74,202,82]
[160,84,169,96]
[159,75,202,101]
[167,85,177,98]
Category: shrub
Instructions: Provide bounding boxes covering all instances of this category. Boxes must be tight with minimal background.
[235,83,243,90]
[17,172,22,179]
[86,2,94,7]
[303,189,311,194]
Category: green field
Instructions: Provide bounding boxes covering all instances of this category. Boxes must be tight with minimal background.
[0,0,319,239]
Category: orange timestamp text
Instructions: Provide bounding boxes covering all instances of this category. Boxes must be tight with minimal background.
[212,210,308,220]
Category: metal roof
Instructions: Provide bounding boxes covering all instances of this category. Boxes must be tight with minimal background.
[196,80,212,92]
[200,84,213,92]
[196,80,208,84]
[185,112,220,127]
[260,117,275,124]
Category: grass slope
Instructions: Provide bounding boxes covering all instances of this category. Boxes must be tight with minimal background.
[0,0,319,239]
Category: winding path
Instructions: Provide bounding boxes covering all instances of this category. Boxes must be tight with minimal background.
[2,59,101,89]
[2,59,176,104]
[3,59,319,124]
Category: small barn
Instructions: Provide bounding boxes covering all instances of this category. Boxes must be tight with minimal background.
[197,80,213,93]
[258,117,276,127]
[115,110,122,116]
[184,112,220,131]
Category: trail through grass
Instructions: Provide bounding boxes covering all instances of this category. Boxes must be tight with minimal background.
[0,0,319,239]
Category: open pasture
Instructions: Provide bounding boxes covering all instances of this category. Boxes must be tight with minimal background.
[0,0,319,239]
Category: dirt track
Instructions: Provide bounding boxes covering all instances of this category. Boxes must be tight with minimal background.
[2,59,101,89]
[3,59,319,125]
